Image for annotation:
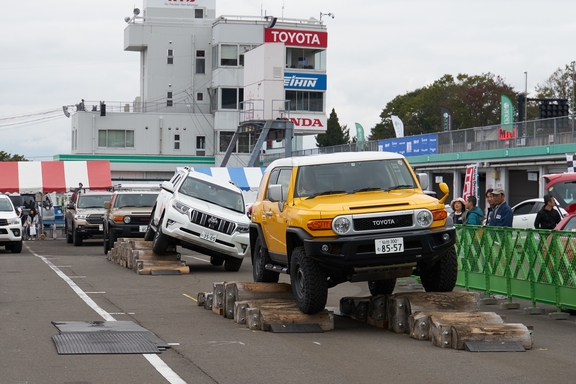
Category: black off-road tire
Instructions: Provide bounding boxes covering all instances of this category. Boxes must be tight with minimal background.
[420,246,458,292]
[152,218,169,255]
[11,241,22,253]
[224,257,243,272]
[210,256,224,266]
[290,246,327,314]
[73,227,83,246]
[252,237,279,283]
[368,278,397,296]
[109,230,118,251]
[144,213,155,241]
[65,220,73,244]
[103,228,110,255]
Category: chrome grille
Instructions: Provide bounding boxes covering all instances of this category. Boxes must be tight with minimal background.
[86,214,104,225]
[190,210,236,235]
[353,214,413,231]
[0,219,8,226]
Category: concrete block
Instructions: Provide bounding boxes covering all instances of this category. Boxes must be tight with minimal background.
[548,312,570,320]
[522,307,544,315]
[480,298,497,305]
[499,302,520,310]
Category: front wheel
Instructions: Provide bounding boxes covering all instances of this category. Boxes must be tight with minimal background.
[152,217,169,255]
[290,246,327,314]
[103,228,110,255]
[65,220,73,244]
[73,227,83,246]
[252,237,279,283]
[11,241,22,253]
[210,256,224,266]
[368,279,397,296]
[420,247,458,292]
[224,257,243,272]
[144,214,155,241]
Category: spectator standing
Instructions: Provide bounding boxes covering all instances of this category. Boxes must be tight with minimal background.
[534,194,561,230]
[27,208,39,240]
[463,195,485,225]
[450,197,466,224]
[484,188,494,225]
[487,188,513,227]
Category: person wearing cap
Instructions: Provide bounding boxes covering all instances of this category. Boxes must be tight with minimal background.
[487,187,513,227]
[534,193,561,230]
[450,197,466,224]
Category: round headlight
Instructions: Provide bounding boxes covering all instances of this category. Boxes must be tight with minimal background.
[123,216,131,224]
[332,217,351,235]
[416,210,433,227]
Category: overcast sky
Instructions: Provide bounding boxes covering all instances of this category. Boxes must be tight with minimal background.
[1,0,575,160]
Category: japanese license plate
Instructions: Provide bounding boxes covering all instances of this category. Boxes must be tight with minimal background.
[375,237,404,254]
[139,225,147,233]
[200,231,217,242]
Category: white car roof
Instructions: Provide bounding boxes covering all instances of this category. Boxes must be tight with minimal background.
[185,170,242,193]
[265,151,406,171]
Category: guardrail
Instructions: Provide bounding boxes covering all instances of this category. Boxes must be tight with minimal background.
[455,225,576,312]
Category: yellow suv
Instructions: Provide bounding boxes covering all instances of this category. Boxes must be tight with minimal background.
[249,152,456,314]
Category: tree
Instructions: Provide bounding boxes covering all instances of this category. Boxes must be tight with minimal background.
[0,151,27,161]
[316,108,350,147]
[368,73,517,140]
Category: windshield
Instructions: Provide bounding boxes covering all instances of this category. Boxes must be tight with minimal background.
[114,193,158,208]
[179,177,245,213]
[77,194,111,209]
[548,181,576,208]
[295,159,417,198]
[0,199,14,212]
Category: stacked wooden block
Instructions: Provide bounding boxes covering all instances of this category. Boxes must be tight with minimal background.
[198,282,334,332]
[340,291,533,350]
[107,238,189,275]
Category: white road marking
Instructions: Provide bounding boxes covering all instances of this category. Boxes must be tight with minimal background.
[29,248,187,384]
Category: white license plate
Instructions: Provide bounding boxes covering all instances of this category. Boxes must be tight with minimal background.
[99,224,103,231]
[375,237,404,254]
[200,231,217,242]
[139,225,147,233]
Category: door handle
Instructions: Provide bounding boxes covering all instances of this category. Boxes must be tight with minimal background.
[266,211,273,216]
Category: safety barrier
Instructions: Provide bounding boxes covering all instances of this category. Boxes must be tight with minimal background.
[455,225,576,312]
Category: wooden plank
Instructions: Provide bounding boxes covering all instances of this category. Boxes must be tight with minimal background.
[203,292,213,310]
[197,292,206,306]
[246,308,261,330]
[410,311,504,341]
[137,266,189,275]
[234,299,296,324]
[432,323,533,350]
[259,308,334,332]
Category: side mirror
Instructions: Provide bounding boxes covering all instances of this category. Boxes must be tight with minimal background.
[416,173,429,190]
[104,201,110,209]
[267,184,283,202]
[438,182,450,204]
[161,181,174,193]
[66,203,75,210]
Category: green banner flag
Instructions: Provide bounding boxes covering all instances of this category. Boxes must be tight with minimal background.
[355,123,365,141]
[501,95,514,133]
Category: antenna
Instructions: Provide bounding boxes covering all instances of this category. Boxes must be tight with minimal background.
[319,12,334,20]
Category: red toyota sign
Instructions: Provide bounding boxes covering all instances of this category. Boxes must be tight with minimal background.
[264,28,328,48]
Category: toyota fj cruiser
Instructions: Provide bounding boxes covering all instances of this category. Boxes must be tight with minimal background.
[145,168,250,271]
[65,190,112,246]
[249,152,457,314]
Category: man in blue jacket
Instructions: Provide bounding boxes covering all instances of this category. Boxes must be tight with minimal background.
[488,187,513,227]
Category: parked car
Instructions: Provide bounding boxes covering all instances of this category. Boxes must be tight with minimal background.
[145,167,251,271]
[65,190,112,246]
[511,198,566,229]
[103,190,159,254]
[0,195,23,253]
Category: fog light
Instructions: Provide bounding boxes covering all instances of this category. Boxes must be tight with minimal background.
[442,233,450,241]
[321,244,330,252]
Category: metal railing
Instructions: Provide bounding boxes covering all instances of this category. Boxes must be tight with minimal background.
[455,225,576,312]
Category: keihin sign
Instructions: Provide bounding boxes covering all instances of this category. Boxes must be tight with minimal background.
[144,0,215,9]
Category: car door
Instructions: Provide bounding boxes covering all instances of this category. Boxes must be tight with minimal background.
[512,200,538,228]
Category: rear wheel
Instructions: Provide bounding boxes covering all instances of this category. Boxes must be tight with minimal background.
[224,257,243,272]
[152,217,169,255]
[368,279,397,296]
[290,246,327,314]
[252,237,279,283]
[420,246,458,292]
[210,256,224,266]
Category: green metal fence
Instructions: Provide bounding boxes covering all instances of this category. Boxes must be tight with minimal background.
[455,225,576,312]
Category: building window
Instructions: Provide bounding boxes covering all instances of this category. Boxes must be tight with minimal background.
[167,91,173,98]
[174,134,180,150]
[219,131,235,152]
[167,49,174,65]
[238,133,257,153]
[221,88,244,110]
[196,50,205,74]
[220,45,238,66]
[98,130,135,148]
[212,45,218,69]
[196,136,205,149]
[285,48,326,70]
[167,91,173,107]
[285,91,324,112]
[197,92,203,101]
[195,8,204,18]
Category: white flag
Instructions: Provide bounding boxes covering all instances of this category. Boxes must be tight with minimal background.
[391,115,404,138]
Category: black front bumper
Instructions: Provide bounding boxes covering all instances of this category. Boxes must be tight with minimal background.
[111,224,148,238]
[301,226,456,269]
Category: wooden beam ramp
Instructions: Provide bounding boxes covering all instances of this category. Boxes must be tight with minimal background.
[198,282,334,332]
[107,238,189,275]
[340,291,533,351]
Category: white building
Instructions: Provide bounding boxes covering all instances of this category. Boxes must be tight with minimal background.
[60,0,329,182]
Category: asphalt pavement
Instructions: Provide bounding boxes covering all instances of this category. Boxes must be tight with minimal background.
[1,238,576,384]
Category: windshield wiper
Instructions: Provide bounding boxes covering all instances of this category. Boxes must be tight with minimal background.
[383,185,415,192]
[351,187,384,194]
[306,190,347,199]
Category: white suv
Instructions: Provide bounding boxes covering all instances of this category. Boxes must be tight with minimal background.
[0,195,23,253]
[145,168,250,271]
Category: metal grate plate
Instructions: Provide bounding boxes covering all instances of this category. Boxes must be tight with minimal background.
[52,332,160,355]
[269,323,323,333]
[465,341,526,352]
